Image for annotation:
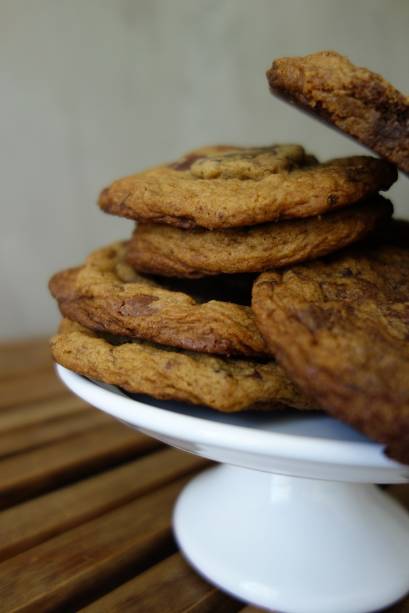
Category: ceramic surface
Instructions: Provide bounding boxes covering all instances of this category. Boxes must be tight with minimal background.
[57,366,409,613]
[174,465,409,613]
[57,365,409,484]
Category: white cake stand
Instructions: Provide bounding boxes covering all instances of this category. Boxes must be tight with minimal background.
[57,365,409,613]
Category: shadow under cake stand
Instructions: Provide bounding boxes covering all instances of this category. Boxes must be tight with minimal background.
[57,365,409,613]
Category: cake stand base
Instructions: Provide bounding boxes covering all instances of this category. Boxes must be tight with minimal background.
[174,465,409,613]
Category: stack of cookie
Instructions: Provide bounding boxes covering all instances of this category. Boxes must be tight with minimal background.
[50,51,409,462]
[254,51,409,463]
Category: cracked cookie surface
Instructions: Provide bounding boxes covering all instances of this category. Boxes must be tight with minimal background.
[99,144,396,229]
[127,196,392,277]
[267,51,409,173]
[51,319,313,412]
[49,242,269,357]
[252,221,409,463]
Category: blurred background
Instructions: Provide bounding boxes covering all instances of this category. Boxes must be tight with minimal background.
[1,0,408,339]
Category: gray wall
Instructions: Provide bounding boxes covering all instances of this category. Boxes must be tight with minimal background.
[1,0,409,338]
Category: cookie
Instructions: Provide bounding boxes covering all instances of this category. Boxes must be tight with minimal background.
[98,144,396,230]
[49,242,269,358]
[252,223,409,463]
[51,319,314,412]
[126,196,392,278]
[267,51,409,173]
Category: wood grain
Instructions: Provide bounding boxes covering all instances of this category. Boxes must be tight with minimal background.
[0,367,67,410]
[0,336,407,613]
[0,337,52,380]
[81,553,240,612]
[0,478,189,612]
[0,448,207,562]
[0,421,159,507]
[0,408,113,458]
[0,395,88,433]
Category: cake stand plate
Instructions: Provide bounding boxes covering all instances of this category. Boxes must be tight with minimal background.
[57,365,409,613]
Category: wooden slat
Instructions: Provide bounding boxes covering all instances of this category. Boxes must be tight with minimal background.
[1,337,408,613]
[81,552,240,613]
[0,409,113,458]
[0,421,160,508]
[0,367,67,410]
[0,395,88,433]
[0,477,191,612]
[0,448,207,562]
[0,337,50,381]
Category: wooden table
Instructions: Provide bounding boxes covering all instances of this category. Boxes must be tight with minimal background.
[0,338,408,613]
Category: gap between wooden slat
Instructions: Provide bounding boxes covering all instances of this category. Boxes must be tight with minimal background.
[0,476,192,612]
[0,409,114,459]
[0,362,54,385]
[0,368,68,410]
[0,448,208,562]
[2,339,407,613]
[0,395,88,433]
[0,338,50,381]
[77,483,408,613]
[80,552,241,613]
[0,421,160,509]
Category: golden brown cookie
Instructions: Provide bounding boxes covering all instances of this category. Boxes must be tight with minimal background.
[49,242,269,358]
[126,196,392,278]
[252,223,409,463]
[267,51,409,173]
[98,144,396,230]
[51,319,314,412]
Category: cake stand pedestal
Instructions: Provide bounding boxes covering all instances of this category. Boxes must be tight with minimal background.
[57,365,409,613]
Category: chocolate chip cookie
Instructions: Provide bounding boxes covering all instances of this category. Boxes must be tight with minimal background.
[51,319,314,412]
[49,242,269,357]
[252,222,409,463]
[99,144,396,229]
[267,51,409,173]
[126,196,392,278]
